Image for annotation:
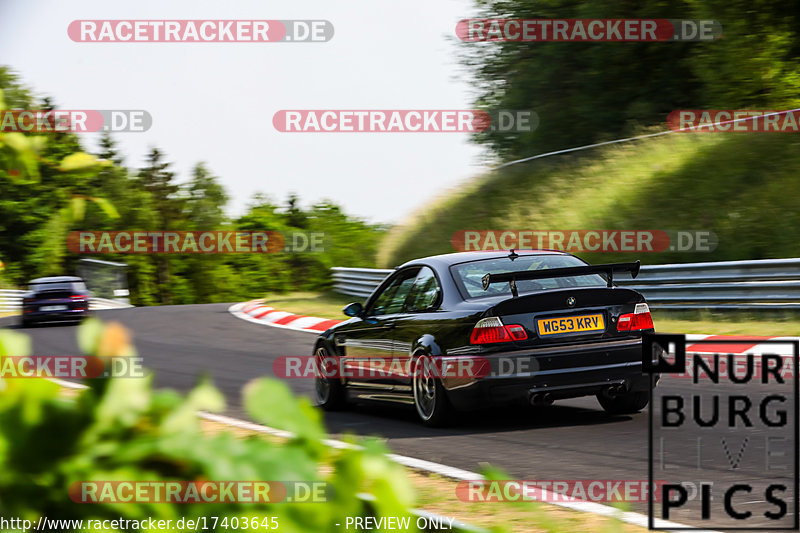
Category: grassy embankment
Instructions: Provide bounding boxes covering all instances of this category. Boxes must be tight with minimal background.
[379,132,800,268]
[371,131,800,335]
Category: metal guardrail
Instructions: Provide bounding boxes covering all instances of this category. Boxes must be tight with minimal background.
[0,289,133,313]
[330,267,394,299]
[332,258,800,310]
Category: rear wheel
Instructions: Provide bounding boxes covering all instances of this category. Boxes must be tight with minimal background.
[413,354,452,427]
[597,390,649,414]
[314,345,347,410]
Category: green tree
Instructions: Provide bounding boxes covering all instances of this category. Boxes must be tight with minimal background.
[464,0,800,160]
[179,162,230,303]
[0,68,115,283]
[138,148,182,229]
[184,162,228,230]
[137,148,183,303]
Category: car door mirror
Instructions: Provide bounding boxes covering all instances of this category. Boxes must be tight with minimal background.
[343,302,365,318]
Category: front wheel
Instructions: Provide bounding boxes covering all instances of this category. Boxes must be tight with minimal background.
[314,345,347,411]
[597,390,649,414]
[413,354,452,427]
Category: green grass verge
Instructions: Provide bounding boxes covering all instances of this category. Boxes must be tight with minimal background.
[379,132,800,268]
[261,291,356,320]
[652,310,800,336]
[409,471,642,533]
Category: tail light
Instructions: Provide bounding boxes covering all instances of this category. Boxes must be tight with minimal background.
[617,303,654,332]
[470,317,528,344]
[70,295,85,300]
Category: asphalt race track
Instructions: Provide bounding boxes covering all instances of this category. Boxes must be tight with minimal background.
[2,304,796,529]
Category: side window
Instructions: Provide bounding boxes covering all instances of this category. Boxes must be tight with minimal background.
[368,269,419,316]
[405,267,441,312]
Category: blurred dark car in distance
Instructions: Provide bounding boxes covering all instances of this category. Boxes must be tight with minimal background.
[20,276,91,327]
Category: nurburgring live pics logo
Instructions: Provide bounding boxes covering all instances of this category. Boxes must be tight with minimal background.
[645,334,799,529]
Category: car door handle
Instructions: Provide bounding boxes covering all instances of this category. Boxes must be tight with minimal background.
[385,321,396,329]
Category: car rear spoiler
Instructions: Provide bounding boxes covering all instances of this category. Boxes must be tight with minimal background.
[481,260,641,297]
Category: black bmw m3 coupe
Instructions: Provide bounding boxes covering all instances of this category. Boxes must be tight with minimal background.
[313,250,657,426]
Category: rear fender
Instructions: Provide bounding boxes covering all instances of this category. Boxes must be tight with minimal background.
[410,333,443,357]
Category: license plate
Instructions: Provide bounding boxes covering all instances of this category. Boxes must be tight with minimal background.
[40,305,67,312]
[537,314,605,336]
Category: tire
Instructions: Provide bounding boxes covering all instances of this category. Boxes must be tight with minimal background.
[412,354,453,427]
[597,390,649,414]
[314,345,348,411]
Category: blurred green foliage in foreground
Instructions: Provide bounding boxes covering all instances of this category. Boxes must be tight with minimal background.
[0,67,386,304]
[0,320,418,531]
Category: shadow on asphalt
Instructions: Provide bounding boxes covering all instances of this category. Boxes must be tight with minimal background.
[322,400,636,439]
[9,321,80,330]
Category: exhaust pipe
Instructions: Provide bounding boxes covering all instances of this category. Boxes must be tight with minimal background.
[603,384,626,398]
[530,392,554,406]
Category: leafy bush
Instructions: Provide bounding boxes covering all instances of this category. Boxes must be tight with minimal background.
[0,321,418,531]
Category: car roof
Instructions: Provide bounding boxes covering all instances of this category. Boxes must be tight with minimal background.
[29,276,83,283]
[397,250,569,269]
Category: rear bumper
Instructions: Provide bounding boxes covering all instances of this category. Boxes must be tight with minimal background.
[441,338,657,409]
[23,308,89,323]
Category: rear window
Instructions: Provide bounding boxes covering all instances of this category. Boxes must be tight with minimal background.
[30,281,86,293]
[450,255,606,299]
